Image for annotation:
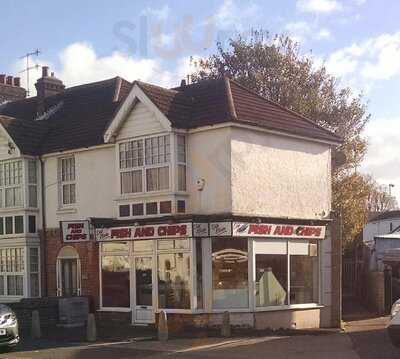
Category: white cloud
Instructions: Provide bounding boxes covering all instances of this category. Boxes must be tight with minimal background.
[322,31,400,92]
[361,117,400,202]
[13,42,197,96]
[212,0,259,30]
[297,0,343,13]
[141,5,170,20]
[284,22,332,43]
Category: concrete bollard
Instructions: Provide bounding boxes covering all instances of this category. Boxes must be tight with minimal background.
[221,311,231,337]
[31,310,41,339]
[158,310,168,342]
[86,313,97,342]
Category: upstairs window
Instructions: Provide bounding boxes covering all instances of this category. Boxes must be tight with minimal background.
[119,135,170,195]
[28,160,38,208]
[0,160,23,208]
[59,157,76,206]
[177,135,186,191]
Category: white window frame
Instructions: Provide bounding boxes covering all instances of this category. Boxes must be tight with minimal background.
[59,156,76,207]
[0,247,25,298]
[56,247,82,297]
[176,134,187,192]
[118,133,173,196]
[28,247,41,298]
[0,159,24,209]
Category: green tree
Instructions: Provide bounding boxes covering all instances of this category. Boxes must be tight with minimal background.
[190,31,373,251]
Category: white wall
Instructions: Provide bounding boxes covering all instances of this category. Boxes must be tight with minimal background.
[188,127,232,214]
[231,127,331,219]
[117,101,166,141]
[44,146,116,228]
[363,218,400,245]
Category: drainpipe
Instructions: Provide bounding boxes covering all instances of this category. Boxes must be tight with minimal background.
[40,157,48,297]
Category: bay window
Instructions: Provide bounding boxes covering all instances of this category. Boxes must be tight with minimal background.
[28,160,38,208]
[59,157,76,206]
[119,134,188,196]
[0,248,24,296]
[0,160,23,208]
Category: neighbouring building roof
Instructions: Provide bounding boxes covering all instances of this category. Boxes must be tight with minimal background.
[0,76,341,156]
[368,210,400,223]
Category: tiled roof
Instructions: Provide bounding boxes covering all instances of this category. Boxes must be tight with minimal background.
[137,77,341,143]
[0,77,132,155]
[0,75,340,156]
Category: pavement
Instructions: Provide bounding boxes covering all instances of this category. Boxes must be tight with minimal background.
[0,316,398,358]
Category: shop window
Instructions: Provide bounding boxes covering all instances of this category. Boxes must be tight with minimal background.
[133,240,153,252]
[5,217,13,235]
[28,216,36,234]
[146,202,158,215]
[119,205,130,217]
[196,239,204,309]
[132,203,144,216]
[102,242,129,253]
[101,256,130,307]
[177,200,186,213]
[158,252,190,309]
[159,201,172,214]
[256,254,287,307]
[14,216,24,234]
[289,241,319,304]
[212,238,249,309]
[157,239,189,251]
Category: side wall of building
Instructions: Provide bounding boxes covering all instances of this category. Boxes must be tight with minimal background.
[230,128,331,219]
[187,127,232,214]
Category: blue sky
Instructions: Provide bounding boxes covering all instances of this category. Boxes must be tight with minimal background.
[2,0,400,200]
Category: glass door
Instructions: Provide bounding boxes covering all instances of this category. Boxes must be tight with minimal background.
[134,256,154,323]
[61,259,79,296]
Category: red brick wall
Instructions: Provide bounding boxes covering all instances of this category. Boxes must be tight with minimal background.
[42,228,100,309]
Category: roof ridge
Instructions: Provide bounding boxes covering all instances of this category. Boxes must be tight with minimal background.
[229,78,342,141]
[135,80,180,94]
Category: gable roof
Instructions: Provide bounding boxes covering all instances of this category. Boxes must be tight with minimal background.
[0,75,341,156]
[0,77,132,155]
[135,77,341,144]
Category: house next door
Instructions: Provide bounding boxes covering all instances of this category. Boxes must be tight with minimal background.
[134,256,155,323]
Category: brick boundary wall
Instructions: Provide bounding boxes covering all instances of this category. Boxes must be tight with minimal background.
[8,297,60,333]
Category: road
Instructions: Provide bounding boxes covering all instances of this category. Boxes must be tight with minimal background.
[0,317,398,359]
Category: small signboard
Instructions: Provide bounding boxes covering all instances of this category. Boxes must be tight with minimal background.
[61,221,90,242]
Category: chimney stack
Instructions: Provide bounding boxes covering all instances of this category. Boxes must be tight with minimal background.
[0,73,26,103]
[180,79,186,87]
[35,66,65,115]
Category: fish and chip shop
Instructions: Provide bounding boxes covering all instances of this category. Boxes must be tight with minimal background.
[75,217,332,329]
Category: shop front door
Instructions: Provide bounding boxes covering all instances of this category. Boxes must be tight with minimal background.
[134,256,155,324]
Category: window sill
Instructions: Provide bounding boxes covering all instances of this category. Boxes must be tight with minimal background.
[97,307,131,313]
[57,207,77,215]
[114,191,189,201]
[254,304,324,312]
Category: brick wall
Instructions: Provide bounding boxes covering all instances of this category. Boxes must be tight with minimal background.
[367,271,385,315]
[43,228,100,309]
[9,297,59,333]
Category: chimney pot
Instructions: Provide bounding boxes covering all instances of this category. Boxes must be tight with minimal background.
[51,72,54,77]
[6,76,13,86]
[13,77,20,87]
[42,66,49,78]
[180,79,186,87]
[0,75,5,84]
